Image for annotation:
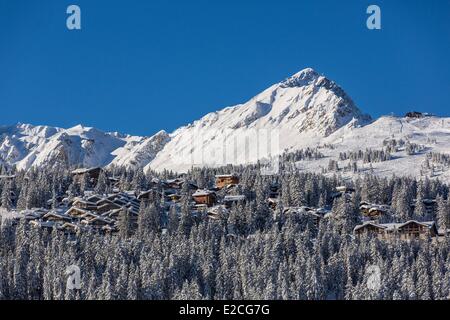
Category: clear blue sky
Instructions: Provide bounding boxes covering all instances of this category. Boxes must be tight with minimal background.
[0,0,449,136]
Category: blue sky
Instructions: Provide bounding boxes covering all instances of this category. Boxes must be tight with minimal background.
[0,0,449,136]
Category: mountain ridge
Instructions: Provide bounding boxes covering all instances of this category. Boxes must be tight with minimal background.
[1,68,449,180]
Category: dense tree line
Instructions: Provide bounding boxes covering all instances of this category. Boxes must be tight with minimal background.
[0,158,449,300]
[338,148,391,163]
[428,152,450,167]
[0,208,449,300]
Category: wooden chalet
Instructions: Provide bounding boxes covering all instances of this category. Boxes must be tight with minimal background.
[164,178,184,190]
[72,197,123,214]
[359,202,391,220]
[81,215,113,228]
[396,221,438,240]
[43,211,73,223]
[283,206,325,225]
[215,174,239,189]
[72,198,98,211]
[354,222,388,240]
[354,220,439,241]
[60,222,87,234]
[207,205,228,220]
[163,178,198,191]
[66,207,90,219]
[192,189,217,207]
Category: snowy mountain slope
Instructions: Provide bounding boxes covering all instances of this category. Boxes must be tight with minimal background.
[0,67,449,180]
[109,130,170,169]
[293,115,450,180]
[0,124,144,171]
[145,68,372,172]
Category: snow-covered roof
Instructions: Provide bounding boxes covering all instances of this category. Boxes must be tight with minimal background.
[354,220,437,232]
[165,178,185,184]
[207,205,229,218]
[71,167,101,174]
[193,189,215,197]
[368,206,389,213]
[396,220,436,229]
[283,206,328,218]
[336,186,355,192]
[44,211,71,219]
[223,195,246,202]
[215,174,238,178]
[73,199,97,206]
[354,221,387,232]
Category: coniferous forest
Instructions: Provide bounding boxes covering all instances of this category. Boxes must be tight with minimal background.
[0,158,449,300]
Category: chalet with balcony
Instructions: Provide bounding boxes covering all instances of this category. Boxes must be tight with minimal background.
[192,189,217,207]
[354,222,388,240]
[360,202,391,220]
[80,213,114,228]
[215,174,239,189]
[43,211,73,223]
[354,220,438,241]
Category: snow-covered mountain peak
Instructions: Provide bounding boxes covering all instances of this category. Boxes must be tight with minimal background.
[279,67,321,88]
[109,130,170,169]
[1,69,447,180]
[145,68,375,172]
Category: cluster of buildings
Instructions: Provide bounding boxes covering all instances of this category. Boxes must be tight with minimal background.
[354,199,447,241]
[354,220,439,241]
[293,185,448,241]
[25,191,140,234]
[19,169,247,234]
[9,168,449,241]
